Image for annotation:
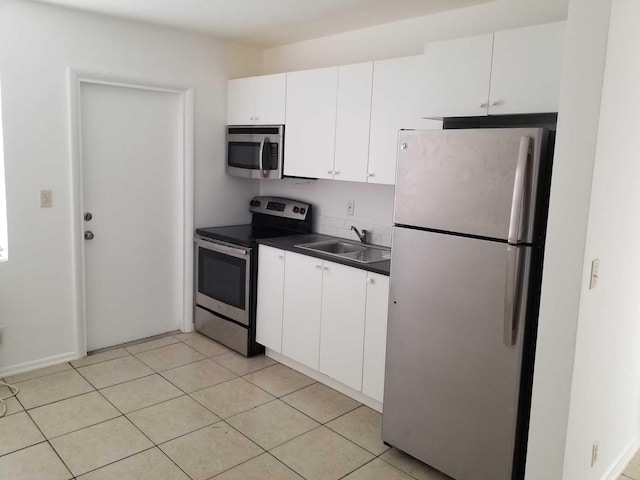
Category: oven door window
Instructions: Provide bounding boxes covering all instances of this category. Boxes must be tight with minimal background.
[198,248,246,310]
[228,140,278,170]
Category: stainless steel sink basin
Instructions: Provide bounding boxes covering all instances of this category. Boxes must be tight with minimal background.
[296,239,391,264]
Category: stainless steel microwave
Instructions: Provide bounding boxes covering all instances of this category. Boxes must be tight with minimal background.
[226,125,284,180]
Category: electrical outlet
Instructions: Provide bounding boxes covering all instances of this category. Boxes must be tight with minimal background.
[40,190,52,208]
[347,200,355,216]
[590,258,600,289]
[591,440,599,467]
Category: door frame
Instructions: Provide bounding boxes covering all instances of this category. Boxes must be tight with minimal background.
[68,68,195,357]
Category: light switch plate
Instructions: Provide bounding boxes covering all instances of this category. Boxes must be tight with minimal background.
[589,258,599,289]
[347,200,355,216]
[40,190,52,208]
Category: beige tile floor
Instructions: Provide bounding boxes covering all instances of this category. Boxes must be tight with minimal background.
[0,332,452,480]
[621,449,640,480]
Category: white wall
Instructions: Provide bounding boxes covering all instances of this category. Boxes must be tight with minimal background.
[0,0,262,375]
[262,0,568,73]
[259,0,569,240]
[523,0,613,478]
[561,1,640,478]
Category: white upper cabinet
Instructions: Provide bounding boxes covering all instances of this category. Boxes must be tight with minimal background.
[319,261,368,390]
[369,55,442,185]
[256,245,286,352]
[489,21,566,115]
[422,34,494,118]
[227,73,286,125]
[284,67,339,179]
[421,21,566,118]
[334,62,373,183]
[227,77,255,125]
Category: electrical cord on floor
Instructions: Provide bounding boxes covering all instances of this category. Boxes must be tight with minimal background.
[0,380,19,418]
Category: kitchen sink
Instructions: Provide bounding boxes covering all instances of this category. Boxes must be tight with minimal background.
[296,239,391,264]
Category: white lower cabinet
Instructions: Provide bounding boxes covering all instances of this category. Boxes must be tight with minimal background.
[319,262,367,390]
[281,252,323,370]
[256,246,390,404]
[256,245,286,352]
[362,272,390,402]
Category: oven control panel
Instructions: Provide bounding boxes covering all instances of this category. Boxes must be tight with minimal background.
[249,196,310,221]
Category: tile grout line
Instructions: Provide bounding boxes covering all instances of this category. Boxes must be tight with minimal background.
[19,400,76,479]
[335,455,379,480]
[85,388,197,479]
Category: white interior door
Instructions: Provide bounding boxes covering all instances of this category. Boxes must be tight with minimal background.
[81,82,183,351]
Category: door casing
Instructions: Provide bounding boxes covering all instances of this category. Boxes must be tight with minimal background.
[68,69,195,357]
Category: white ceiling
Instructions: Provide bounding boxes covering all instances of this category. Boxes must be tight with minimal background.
[35,0,493,48]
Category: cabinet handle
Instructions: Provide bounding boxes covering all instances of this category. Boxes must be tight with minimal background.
[323,266,329,271]
[490,100,501,107]
[367,173,375,177]
[367,277,374,284]
[334,171,340,175]
[315,264,322,270]
[250,116,255,120]
[327,170,334,175]
[479,102,488,108]
[278,255,284,260]
[255,115,259,120]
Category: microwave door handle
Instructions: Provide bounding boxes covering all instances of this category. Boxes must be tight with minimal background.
[258,137,266,177]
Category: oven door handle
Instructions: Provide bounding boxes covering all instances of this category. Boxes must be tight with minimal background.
[194,237,250,259]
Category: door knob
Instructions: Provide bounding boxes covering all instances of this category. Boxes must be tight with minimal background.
[84,212,93,221]
[84,231,94,240]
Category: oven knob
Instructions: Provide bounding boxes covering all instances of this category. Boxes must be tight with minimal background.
[293,206,299,213]
[300,208,306,215]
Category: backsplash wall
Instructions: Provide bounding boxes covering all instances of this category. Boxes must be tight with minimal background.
[259,178,395,246]
[315,215,392,247]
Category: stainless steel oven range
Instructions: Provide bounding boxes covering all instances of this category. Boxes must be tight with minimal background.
[194,196,312,356]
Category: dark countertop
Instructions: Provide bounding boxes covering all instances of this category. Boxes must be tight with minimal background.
[258,233,391,276]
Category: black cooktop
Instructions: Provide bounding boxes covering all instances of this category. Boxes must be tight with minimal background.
[195,224,297,248]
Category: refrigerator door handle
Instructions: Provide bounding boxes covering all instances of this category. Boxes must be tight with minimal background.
[504,246,522,347]
[508,136,532,245]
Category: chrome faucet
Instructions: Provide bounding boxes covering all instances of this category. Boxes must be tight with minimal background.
[351,225,369,244]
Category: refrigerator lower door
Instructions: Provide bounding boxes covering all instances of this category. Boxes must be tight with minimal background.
[383,227,531,480]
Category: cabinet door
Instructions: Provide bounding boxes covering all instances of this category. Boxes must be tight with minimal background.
[362,272,390,402]
[227,77,256,125]
[334,62,373,183]
[254,73,286,124]
[256,245,286,352]
[369,55,442,185]
[319,261,367,390]
[422,34,494,118]
[282,252,323,369]
[284,67,338,179]
[489,21,566,115]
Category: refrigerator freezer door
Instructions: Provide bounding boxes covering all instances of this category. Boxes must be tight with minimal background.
[383,227,531,480]
[394,128,546,243]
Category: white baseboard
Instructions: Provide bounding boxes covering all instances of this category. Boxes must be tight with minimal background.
[0,351,81,378]
[265,348,383,413]
[604,435,640,480]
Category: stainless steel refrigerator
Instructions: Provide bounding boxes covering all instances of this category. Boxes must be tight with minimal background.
[383,128,553,480]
